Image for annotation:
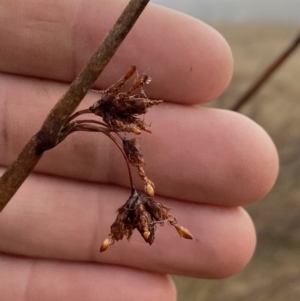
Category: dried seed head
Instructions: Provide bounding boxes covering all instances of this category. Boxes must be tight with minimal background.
[85,67,193,252]
[89,66,163,135]
[66,67,191,252]
[132,127,142,135]
[144,182,155,197]
[123,138,144,165]
[174,224,193,240]
[124,65,136,80]
[100,236,114,252]
[143,230,151,241]
[100,189,193,252]
[132,74,148,90]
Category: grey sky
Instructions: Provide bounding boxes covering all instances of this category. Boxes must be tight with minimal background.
[151,0,300,23]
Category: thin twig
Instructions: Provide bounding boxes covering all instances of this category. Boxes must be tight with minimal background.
[103,133,135,190]
[66,109,93,123]
[0,0,150,212]
[231,30,300,111]
[70,119,108,128]
[58,119,110,142]
[69,124,134,189]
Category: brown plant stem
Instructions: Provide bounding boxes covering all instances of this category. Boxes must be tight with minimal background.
[103,133,135,190]
[66,124,134,189]
[66,109,93,123]
[0,0,150,212]
[58,120,109,142]
[231,30,300,111]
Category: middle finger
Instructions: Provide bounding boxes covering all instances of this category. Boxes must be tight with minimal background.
[0,74,278,206]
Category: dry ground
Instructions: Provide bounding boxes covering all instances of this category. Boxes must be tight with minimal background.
[174,24,300,301]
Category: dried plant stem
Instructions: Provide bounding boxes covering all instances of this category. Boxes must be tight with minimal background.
[0,0,150,212]
[66,109,93,123]
[231,30,300,111]
[63,123,134,189]
[103,133,134,190]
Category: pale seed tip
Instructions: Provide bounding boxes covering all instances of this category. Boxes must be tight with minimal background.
[174,224,193,240]
[143,231,151,241]
[100,237,113,252]
[144,182,155,197]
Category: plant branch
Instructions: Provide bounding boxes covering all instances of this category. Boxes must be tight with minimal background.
[231,30,300,111]
[0,0,150,212]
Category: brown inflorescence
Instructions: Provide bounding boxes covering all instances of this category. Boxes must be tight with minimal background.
[89,66,162,134]
[100,189,193,252]
[62,66,193,252]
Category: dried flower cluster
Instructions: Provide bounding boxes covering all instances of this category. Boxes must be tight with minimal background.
[100,189,193,252]
[60,66,193,252]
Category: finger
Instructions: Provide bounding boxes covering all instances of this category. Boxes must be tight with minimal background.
[0,171,256,278]
[0,74,278,206]
[0,254,175,301]
[0,0,232,104]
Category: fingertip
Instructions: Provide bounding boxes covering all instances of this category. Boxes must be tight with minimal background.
[147,5,234,103]
[227,111,279,205]
[100,3,233,104]
[201,27,233,102]
[211,208,257,279]
[179,205,256,279]
[162,275,177,301]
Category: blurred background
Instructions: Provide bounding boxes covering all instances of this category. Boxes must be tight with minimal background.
[152,1,300,300]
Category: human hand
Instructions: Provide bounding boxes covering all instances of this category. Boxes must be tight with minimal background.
[0,0,278,300]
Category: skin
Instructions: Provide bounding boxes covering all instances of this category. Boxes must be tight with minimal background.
[0,0,279,300]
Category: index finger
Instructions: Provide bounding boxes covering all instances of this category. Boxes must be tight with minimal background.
[0,0,232,104]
